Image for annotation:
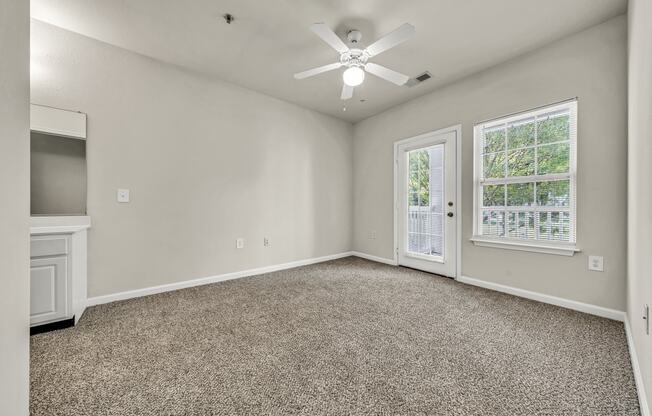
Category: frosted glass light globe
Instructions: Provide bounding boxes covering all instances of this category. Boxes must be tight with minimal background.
[343,66,365,86]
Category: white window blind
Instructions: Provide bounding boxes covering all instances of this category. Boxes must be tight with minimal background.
[472,100,577,252]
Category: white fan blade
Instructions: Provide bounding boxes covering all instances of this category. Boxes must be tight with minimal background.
[341,84,353,100]
[294,62,342,79]
[310,23,349,54]
[364,23,415,57]
[365,62,409,86]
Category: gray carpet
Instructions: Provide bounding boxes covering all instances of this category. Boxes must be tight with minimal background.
[31,257,639,415]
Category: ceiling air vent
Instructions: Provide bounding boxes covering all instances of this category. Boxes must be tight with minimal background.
[406,71,432,87]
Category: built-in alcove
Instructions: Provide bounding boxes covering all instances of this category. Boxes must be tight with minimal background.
[29,104,90,330]
[30,103,88,216]
[31,132,86,215]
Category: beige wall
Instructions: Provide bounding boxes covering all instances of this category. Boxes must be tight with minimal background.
[628,0,652,413]
[0,0,30,414]
[353,16,627,310]
[31,132,87,215]
[31,21,353,297]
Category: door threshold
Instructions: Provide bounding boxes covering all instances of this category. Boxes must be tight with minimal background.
[398,264,454,279]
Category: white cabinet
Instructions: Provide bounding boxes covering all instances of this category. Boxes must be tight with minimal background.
[30,217,90,327]
[30,256,69,325]
[30,234,72,326]
[30,104,87,139]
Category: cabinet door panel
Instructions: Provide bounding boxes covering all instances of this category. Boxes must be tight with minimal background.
[30,256,67,325]
[31,235,68,257]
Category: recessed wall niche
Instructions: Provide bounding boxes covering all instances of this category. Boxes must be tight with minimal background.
[31,131,87,215]
[30,104,88,216]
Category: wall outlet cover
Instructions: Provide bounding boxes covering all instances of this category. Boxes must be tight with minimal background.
[117,189,130,203]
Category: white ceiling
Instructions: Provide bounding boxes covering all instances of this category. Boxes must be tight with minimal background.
[31,0,627,123]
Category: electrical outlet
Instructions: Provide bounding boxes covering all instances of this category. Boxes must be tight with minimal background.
[236,238,245,249]
[117,189,130,203]
[588,255,604,272]
[263,237,270,247]
[369,231,377,240]
[644,304,649,335]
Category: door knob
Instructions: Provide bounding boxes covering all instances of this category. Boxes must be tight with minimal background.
[447,212,454,217]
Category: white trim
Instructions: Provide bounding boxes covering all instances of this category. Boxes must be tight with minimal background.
[86,252,353,307]
[30,215,92,235]
[455,125,462,281]
[475,97,578,125]
[71,230,88,325]
[393,124,462,278]
[458,275,625,321]
[625,318,651,416]
[351,251,398,266]
[470,237,580,256]
[30,225,91,235]
[30,103,87,139]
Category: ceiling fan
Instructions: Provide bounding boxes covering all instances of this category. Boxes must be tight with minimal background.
[294,23,416,100]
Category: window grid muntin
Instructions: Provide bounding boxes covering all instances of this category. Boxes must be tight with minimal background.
[474,101,577,245]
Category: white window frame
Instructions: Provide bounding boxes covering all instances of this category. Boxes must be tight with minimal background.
[471,100,579,256]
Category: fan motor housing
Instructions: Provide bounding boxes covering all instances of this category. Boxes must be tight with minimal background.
[340,48,368,68]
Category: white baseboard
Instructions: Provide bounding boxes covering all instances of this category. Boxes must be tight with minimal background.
[86,251,354,307]
[343,255,626,323]
[351,251,397,266]
[458,275,625,322]
[625,318,650,416]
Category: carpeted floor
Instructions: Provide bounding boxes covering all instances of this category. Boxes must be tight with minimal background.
[30,257,640,415]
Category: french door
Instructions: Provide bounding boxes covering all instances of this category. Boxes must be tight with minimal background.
[396,129,457,277]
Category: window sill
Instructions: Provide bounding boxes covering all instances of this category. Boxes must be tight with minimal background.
[470,237,580,256]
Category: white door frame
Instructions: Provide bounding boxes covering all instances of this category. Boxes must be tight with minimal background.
[393,124,462,279]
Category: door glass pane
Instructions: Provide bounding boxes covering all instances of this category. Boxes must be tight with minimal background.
[407,144,444,257]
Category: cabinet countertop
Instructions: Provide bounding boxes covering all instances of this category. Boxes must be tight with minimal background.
[30,216,91,235]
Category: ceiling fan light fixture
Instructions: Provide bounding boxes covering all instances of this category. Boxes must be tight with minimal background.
[343,66,365,86]
[295,23,415,99]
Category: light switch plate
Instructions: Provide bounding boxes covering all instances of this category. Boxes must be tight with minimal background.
[117,189,130,203]
[236,238,245,249]
[588,255,604,272]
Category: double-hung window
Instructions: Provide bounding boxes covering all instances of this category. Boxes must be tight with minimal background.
[472,100,578,256]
